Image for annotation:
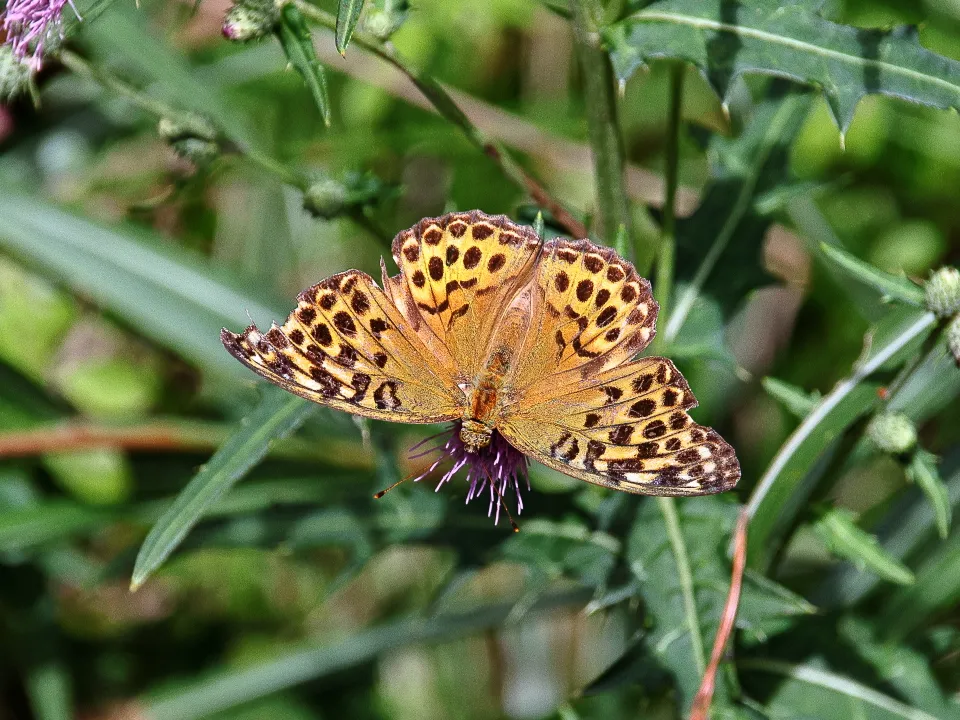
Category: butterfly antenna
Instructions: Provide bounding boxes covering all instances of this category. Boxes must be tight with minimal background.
[373,470,420,499]
[491,479,520,533]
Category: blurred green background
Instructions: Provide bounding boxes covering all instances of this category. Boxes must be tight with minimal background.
[1,0,960,718]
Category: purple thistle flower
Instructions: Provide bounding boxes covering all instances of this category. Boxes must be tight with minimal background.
[2,0,80,70]
[409,421,530,525]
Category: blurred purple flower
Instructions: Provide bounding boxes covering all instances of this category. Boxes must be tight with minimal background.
[411,421,529,525]
[2,0,80,69]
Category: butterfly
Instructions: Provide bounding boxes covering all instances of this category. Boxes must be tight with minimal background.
[222,211,740,513]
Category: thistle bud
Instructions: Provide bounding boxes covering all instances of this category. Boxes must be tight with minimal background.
[925,266,960,318]
[222,0,278,42]
[0,45,34,102]
[867,412,917,455]
[948,315,960,368]
[362,0,409,41]
[157,114,219,165]
[302,177,348,219]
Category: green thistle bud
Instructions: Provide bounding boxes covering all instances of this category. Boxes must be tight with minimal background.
[303,177,348,219]
[925,266,960,318]
[222,0,279,42]
[362,0,409,41]
[0,45,34,102]
[948,315,960,368]
[867,412,917,455]
[158,114,219,165]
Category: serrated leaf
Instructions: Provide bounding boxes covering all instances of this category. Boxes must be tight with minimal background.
[905,450,951,539]
[336,0,365,55]
[814,507,915,586]
[819,243,926,306]
[664,88,812,341]
[278,4,332,127]
[761,377,819,419]
[605,0,960,132]
[745,306,936,570]
[819,451,960,608]
[131,388,315,590]
[738,570,816,643]
[501,518,619,589]
[627,496,740,709]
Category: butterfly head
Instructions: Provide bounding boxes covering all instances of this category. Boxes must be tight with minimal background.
[459,419,493,453]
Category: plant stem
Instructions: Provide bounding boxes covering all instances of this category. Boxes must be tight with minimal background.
[292,0,587,239]
[656,496,706,676]
[655,63,684,327]
[569,0,632,253]
[59,50,308,190]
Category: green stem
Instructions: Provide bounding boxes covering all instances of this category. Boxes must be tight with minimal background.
[292,0,587,239]
[655,63,684,329]
[656,496,706,675]
[569,0,632,253]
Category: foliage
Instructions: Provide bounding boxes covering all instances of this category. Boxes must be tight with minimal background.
[0,0,959,718]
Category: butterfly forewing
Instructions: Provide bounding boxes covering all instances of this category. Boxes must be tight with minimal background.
[222,270,464,423]
[499,357,740,495]
[388,211,541,383]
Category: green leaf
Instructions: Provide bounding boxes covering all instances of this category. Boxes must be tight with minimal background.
[501,517,620,589]
[813,507,915,586]
[761,377,819,419]
[141,589,591,720]
[278,4,332,127]
[905,450,951,539]
[605,0,960,133]
[335,0,366,55]
[819,243,926,306]
[880,505,960,640]
[0,192,286,382]
[664,87,812,341]
[738,570,817,643]
[838,617,957,719]
[131,388,315,590]
[627,496,740,709]
[888,334,960,423]
[0,502,111,553]
[819,452,960,607]
[745,306,936,570]
[739,659,943,720]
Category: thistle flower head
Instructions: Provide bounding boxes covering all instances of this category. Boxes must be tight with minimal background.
[410,421,529,524]
[0,44,33,101]
[2,0,80,70]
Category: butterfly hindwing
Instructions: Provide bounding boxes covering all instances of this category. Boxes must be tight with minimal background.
[500,352,740,495]
[388,211,541,382]
[222,270,464,423]
[508,239,658,392]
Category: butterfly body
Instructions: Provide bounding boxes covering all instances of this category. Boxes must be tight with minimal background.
[222,210,740,501]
